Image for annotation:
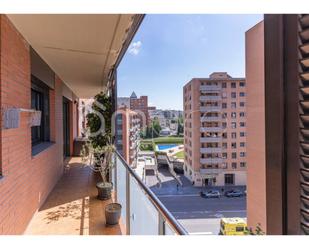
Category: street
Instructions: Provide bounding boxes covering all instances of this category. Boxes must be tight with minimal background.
[146,165,247,235]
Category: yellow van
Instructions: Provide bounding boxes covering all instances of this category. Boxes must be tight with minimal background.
[219,218,247,235]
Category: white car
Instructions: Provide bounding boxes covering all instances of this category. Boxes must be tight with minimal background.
[205,190,221,198]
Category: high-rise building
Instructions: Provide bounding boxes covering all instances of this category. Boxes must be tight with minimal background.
[116,107,141,167]
[245,14,309,235]
[183,72,247,187]
[130,92,149,124]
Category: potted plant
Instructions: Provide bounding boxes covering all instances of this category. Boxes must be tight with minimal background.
[96,137,115,200]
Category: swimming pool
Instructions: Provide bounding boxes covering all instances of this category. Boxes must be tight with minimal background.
[157,144,178,151]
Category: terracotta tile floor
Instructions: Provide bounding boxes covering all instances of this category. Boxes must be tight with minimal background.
[25,157,124,235]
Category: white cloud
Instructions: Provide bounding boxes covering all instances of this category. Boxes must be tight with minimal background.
[128,41,142,55]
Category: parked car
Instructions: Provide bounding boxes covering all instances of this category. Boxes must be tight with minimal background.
[225,190,244,197]
[205,190,221,198]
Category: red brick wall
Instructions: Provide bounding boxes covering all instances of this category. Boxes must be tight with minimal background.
[0,15,75,234]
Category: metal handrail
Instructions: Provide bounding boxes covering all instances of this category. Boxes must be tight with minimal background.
[115,150,188,235]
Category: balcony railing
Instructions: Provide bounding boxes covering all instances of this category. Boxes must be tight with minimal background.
[200,137,222,143]
[200,85,221,91]
[114,151,188,235]
[200,106,221,112]
[200,95,222,101]
[200,168,223,174]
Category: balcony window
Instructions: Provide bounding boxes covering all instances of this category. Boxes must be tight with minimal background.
[31,76,50,147]
[240,162,246,167]
[239,82,246,87]
[225,174,235,185]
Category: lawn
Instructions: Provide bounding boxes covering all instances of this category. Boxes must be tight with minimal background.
[142,136,184,145]
[174,150,184,159]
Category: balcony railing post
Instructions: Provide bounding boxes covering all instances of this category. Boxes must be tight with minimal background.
[126,170,131,235]
[158,213,165,235]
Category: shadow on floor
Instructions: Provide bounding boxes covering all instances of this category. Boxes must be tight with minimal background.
[25,157,123,235]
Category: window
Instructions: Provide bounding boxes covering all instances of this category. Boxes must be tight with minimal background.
[231,132,237,139]
[222,162,228,169]
[31,76,50,146]
[240,102,245,107]
[222,103,227,108]
[240,152,246,157]
[232,162,237,169]
[222,143,227,149]
[239,92,245,97]
[240,162,246,167]
[231,112,236,118]
[240,82,246,87]
[240,132,246,137]
[222,113,227,118]
[222,122,227,129]
[240,142,245,147]
[231,82,236,88]
[223,132,227,138]
[231,142,237,149]
[232,152,237,159]
[240,112,245,117]
[225,174,235,185]
[231,92,237,98]
[222,153,227,159]
[240,122,246,127]
[222,82,227,88]
[231,102,236,108]
[231,122,237,129]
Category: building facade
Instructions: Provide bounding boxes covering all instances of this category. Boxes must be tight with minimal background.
[116,107,141,167]
[130,92,149,124]
[183,72,247,187]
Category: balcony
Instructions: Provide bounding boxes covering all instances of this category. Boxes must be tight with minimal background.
[200,106,221,112]
[200,168,223,175]
[200,127,222,132]
[200,116,222,122]
[200,95,222,101]
[200,137,222,143]
[25,155,187,235]
[200,147,222,153]
[200,85,221,91]
[200,158,223,164]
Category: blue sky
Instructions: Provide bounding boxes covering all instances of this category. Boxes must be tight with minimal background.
[118,14,263,110]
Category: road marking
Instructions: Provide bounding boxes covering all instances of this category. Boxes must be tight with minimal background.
[158,194,199,197]
[189,232,213,235]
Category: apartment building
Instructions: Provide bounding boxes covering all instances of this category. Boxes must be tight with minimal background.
[183,72,247,187]
[245,14,309,235]
[130,91,149,124]
[116,107,141,167]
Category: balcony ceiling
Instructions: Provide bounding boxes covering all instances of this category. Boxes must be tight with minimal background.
[7,14,139,98]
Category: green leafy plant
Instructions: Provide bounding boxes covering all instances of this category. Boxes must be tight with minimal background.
[86,92,113,149]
